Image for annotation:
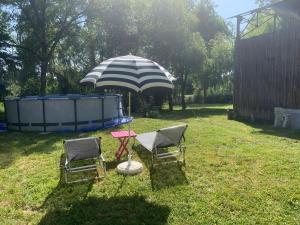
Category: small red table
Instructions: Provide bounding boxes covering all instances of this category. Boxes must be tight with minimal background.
[111,130,137,160]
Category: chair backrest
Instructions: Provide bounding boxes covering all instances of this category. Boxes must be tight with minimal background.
[154,124,188,148]
[64,137,101,162]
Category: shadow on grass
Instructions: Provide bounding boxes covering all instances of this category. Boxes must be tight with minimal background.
[40,154,94,210]
[239,120,300,141]
[134,145,188,191]
[0,131,95,169]
[39,195,170,225]
[39,156,170,225]
[0,105,227,169]
[157,107,227,121]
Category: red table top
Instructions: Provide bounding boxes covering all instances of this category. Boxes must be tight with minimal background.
[111,130,137,138]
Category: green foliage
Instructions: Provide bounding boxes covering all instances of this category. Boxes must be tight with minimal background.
[1,105,300,224]
[5,81,21,97]
[145,108,160,118]
[19,77,40,97]
[204,93,232,104]
[3,0,91,95]
[182,32,207,74]
[194,0,229,42]
[244,0,283,38]
[192,88,232,104]
[2,0,233,107]
[243,11,278,38]
[0,10,18,98]
[256,0,281,7]
[196,32,233,102]
[0,101,4,121]
[209,33,233,76]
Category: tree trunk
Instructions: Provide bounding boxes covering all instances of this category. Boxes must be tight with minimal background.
[203,86,207,104]
[40,59,48,96]
[180,72,188,110]
[88,39,96,69]
[181,89,186,110]
[168,94,173,111]
[39,1,48,96]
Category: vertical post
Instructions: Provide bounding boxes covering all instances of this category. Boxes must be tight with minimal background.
[16,99,21,131]
[74,99,77,131]
[128,92,131,165]
[236,16,242,42]
[101,97,104,128]
[42,99,46,132]
[117,95,120,124]
[128,92,131,117]
[234,15,242,115]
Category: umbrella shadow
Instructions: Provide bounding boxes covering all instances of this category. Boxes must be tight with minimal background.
[133,145,188,191]
[0,130,97,169]
[38,195,171,225]
[0,132,71,169]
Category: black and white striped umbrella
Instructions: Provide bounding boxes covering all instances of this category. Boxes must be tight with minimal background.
[80,55,175,92]
[80,55,175,175]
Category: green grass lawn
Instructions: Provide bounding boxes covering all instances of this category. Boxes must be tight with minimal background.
[1,104,300,224]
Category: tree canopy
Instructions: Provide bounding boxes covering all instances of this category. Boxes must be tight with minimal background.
[0,0,233,109]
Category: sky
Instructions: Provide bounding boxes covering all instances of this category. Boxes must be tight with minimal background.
[213,0,257,19]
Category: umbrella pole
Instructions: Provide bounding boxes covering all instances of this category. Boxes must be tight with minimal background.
[116,91,143,175]
[128,92,132,165]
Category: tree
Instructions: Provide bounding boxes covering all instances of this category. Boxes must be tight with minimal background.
[199,33,233,102]
[145,0,204,110]
[190,0,232,103]
[3,0,92,96]
[0,10,18,99]
[194,0,229,43]
[256,0,280,6]
[1,0,233,109]
[175,32,206,110]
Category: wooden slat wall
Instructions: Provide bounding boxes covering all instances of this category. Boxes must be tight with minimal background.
[234,15,300,121]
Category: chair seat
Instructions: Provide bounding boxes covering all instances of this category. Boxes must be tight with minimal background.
[136,132,157,152]
[135,124,188,167]
[63,137,106,183]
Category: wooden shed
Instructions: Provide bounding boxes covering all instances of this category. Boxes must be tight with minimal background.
[233,0,300,121]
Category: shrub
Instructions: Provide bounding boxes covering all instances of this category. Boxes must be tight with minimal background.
[205,93,232,104]
[192,88,233,104]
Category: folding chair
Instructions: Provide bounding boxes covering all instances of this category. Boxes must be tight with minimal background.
[63,137,106,183]
[136,124,188,167]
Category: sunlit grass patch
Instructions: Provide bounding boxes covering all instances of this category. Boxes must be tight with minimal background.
[1,104,300,224]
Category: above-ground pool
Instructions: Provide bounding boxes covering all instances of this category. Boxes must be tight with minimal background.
[4,94,131,132]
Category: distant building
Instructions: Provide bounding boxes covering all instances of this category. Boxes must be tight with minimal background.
[233,0,300,121]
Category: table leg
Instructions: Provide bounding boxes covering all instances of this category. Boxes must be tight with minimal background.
[115,137,129,160]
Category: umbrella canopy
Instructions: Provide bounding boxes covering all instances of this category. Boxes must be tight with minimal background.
[80,55,175,92]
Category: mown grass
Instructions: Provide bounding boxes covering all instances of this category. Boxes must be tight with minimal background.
[1,104,300,224]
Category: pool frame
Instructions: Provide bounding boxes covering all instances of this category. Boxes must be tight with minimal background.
[4,94,131,132]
